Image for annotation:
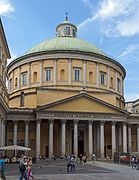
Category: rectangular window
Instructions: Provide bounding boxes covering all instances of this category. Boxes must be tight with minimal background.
[100,72,106,85]
[22,72,27,86]
[66,26,70,35]
[74,69,80,81]
[46,69,52,81]
[9,79,12,92]
[117,78,121,92]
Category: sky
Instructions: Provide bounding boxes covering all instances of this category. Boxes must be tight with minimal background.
[0,0,139,102]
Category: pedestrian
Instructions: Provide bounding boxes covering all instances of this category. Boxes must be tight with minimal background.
[18,156,28,180]
[131,156,136,168]
[79,154,83,164]
[0,157,6,180]
[27,157,35,179]
[67,154,71,172]
[71,155,76,172]
[92,153,97,164]
[82,154,87,165]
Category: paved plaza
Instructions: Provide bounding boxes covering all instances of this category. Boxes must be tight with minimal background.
[4,159,139,180]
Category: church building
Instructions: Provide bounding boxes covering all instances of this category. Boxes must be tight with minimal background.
[1,17,139,158]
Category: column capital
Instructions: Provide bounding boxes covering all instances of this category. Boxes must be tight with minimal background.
[61,119,67,124]
[73,120,79,125]
[68,58,72,62]
[123,122,127,126]
[128,123,132,127]
[111,121,117,126]
[49,119,54,124]
[88,120,93,125]
[100,121,105,125]
[25,120,30,125]
[36,119,41,124]
[13,120,18,124]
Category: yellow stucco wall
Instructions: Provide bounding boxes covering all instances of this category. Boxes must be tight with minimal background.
[8,57,125,109]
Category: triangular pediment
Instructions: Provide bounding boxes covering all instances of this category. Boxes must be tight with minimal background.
[37,93,127,114]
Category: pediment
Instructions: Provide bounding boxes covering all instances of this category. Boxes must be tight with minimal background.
[37,93,127,114]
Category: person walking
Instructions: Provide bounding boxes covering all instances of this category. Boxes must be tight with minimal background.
[92,153,97,164]
[67,154,71,172]
[0,157,6,180]
[18,156,28,180]
[131,156,136,168]
[27,157,35,179]
[71,155,76,172]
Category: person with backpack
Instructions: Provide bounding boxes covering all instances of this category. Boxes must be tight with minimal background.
[18,156,28,180]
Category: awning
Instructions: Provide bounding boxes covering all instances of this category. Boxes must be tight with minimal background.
[0,145,31,151]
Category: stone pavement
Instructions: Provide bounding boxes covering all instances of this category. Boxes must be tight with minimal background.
[5,160,139,180]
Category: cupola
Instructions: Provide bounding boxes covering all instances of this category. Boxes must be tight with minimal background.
[56,13,77,38]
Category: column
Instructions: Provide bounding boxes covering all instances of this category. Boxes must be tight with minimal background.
[13,121,17,145]
[40,61,43,86]
[137,125,139,152]
[118,124,122,152]
[112,122,116,158]
[128,124,132,152]
[88,120,93,158]
[68,59,72,85]
[97,124,100,157]
[54,59,57,85]
[83,60,86,87]
[1,119,6,147]
[49,119,54,157]
[123,123,127,152]
[36,119,41,158]
[28,63,31,88]
[18,66,21,89]
[25,121,29,147]
[74,120,78,156]
[96,63,99,88]
[93,125,97,154]
[107,66,110,89]
[100,121,105,158]
[61,120,66,157]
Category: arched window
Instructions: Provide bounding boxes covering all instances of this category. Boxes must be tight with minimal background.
[15,78,18,88]
[60,69,65,81]
[89,71,93,83]
[20,92,24,107]
[110,77,114,89]
[33,72,37,83]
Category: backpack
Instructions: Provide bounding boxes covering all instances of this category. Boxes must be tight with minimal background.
[19,162,26,172]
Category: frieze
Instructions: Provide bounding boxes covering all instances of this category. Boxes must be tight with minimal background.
[37,111,127,121]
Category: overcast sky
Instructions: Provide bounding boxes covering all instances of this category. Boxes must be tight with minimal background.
[1,0,139,101]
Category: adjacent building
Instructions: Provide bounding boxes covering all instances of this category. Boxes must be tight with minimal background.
[1,17,139,158]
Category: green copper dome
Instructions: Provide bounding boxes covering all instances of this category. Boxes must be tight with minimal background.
[26,37,106,56]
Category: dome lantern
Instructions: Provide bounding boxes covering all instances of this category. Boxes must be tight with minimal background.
[56,14,77,38]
